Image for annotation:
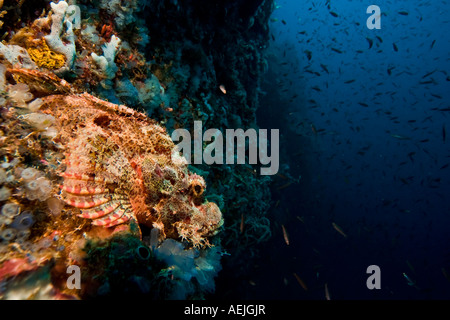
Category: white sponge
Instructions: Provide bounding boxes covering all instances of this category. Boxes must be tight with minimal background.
[91,35,122,79]
[44,1,81,74]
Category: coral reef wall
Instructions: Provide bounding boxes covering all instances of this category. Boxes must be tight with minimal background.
[0,0,274,299]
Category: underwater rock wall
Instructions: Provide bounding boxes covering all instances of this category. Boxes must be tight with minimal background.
[0,0,274,299]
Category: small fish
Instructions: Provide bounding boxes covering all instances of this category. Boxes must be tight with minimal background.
[344,79,355,84]
[277,181,293,190]
[393,43,398,52]
[311,123,317,135]
[296,216,305,223]
[399,177,410,185]
[281,224,290,245]
[430,39,436,50]
[403,272,419,290]
[443,124,446,142]
[390,134,411,140]
[219,85,227,94]
[331,47,343,54]
[329,11,338,17]
[304,50,312,61]
[332,222,347,238]
[240,213,244,234]
[320,64,329,74]
[281,19,287,25]
[275,173,289,180]
[366,37,373,49]
[324,283,331,300]
[403,273,413,285]
[293,273,308,291]
[358,102,369,107]
[422,70,436,78]
[398,11,409,15]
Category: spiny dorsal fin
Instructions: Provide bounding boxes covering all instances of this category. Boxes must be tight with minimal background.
[7,68,73,96]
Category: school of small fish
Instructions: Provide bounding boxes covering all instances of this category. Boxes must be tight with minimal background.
[265,0,449,299]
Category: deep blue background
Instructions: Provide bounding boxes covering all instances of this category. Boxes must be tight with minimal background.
[243,0,450,299]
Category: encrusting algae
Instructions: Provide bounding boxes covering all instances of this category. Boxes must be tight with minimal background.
[27,39,66,70]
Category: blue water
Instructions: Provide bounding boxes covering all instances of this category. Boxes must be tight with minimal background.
[246,0,450,299]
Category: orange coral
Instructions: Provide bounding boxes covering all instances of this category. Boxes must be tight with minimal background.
[99,23,114,41]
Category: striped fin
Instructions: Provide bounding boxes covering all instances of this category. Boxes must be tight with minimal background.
[61,184,106,195]
[78,201,120,219]
[63,196,110,209]
[103,213,132,228]
[91,206,128,226]
[60,172,114,184]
